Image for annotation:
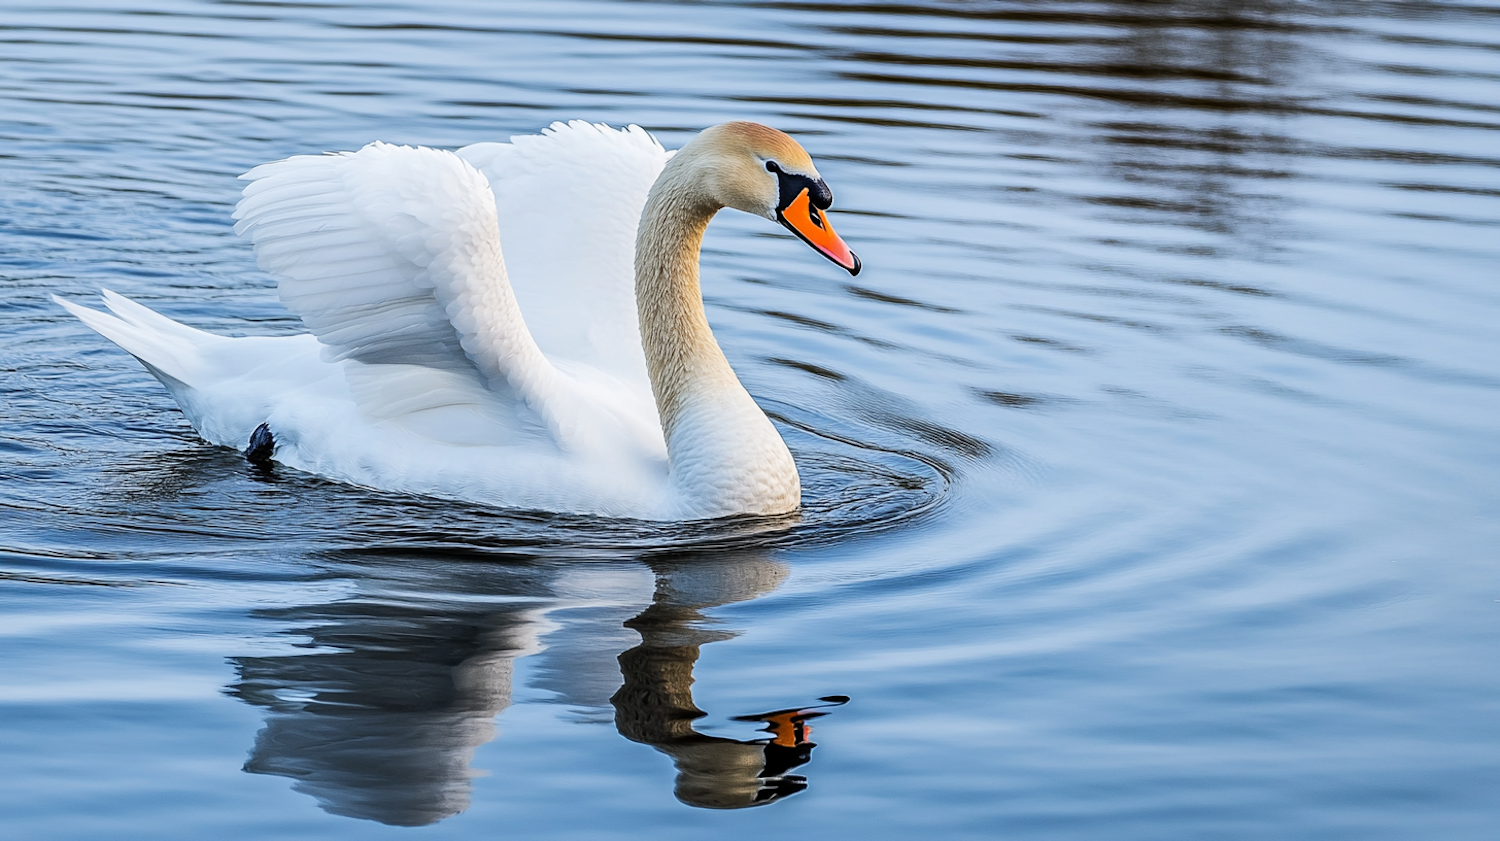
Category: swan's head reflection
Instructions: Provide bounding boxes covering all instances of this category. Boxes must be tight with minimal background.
[227,545,843,825]
[610,553,846,809]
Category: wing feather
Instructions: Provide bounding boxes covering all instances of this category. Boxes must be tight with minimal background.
[458,121,671,391]
[233,142,560,434]
[233,127,671,448]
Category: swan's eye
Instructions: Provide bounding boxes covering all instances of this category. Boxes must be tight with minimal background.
[765,160,781,173]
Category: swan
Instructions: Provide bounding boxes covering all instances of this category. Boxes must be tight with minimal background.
[56,121,861,520]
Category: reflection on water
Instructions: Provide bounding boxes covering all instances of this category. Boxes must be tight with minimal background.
[1083,0,1305,249]
[228,549,843,824]
[611,554,843,810]
[229,583,546,825]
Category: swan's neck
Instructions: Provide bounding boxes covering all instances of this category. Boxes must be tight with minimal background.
[636,174,737,428]
[635,163,799,518]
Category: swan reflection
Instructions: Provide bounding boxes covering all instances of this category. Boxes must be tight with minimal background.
[228,548,843,825]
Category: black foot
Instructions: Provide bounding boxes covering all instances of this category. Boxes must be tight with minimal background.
[245,423,275,466]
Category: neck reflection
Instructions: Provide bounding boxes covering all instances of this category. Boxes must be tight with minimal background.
[612,553,846,809]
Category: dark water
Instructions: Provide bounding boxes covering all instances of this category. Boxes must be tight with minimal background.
[3,1,1499,837]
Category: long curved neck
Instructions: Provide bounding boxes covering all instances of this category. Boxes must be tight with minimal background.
[633,155,800,518]
[634,160,740,438]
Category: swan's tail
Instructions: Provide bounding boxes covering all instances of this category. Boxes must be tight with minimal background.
[54,289,218,388]
[58,291,334,453]
[53,289,269,450]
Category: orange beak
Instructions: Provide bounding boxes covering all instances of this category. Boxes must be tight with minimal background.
[777,188,861,276]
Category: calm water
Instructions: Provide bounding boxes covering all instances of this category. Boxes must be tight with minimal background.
[3,1,1499,837]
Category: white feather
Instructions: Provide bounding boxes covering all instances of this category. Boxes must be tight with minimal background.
[58,120,817,520]
[62,124,675,517]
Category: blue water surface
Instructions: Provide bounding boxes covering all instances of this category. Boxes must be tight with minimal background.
[2,1,1498,838]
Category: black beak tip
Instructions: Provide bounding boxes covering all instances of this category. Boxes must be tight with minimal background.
[847,253,862,276]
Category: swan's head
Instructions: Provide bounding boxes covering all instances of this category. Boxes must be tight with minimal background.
[686,122,861,276]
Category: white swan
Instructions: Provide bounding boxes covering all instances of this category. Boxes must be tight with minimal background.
[56,121,860,520]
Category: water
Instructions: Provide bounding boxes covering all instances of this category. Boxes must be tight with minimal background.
[3,1,1498,837]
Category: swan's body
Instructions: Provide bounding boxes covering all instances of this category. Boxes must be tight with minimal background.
[57,121,859,520]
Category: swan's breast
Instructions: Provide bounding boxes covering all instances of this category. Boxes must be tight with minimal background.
[664,385,800,519]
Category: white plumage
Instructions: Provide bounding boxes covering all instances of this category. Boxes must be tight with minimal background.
[57,120,859,520]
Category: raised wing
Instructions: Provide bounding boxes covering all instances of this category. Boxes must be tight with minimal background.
[234,142,563,435]
[457,121,671,390]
